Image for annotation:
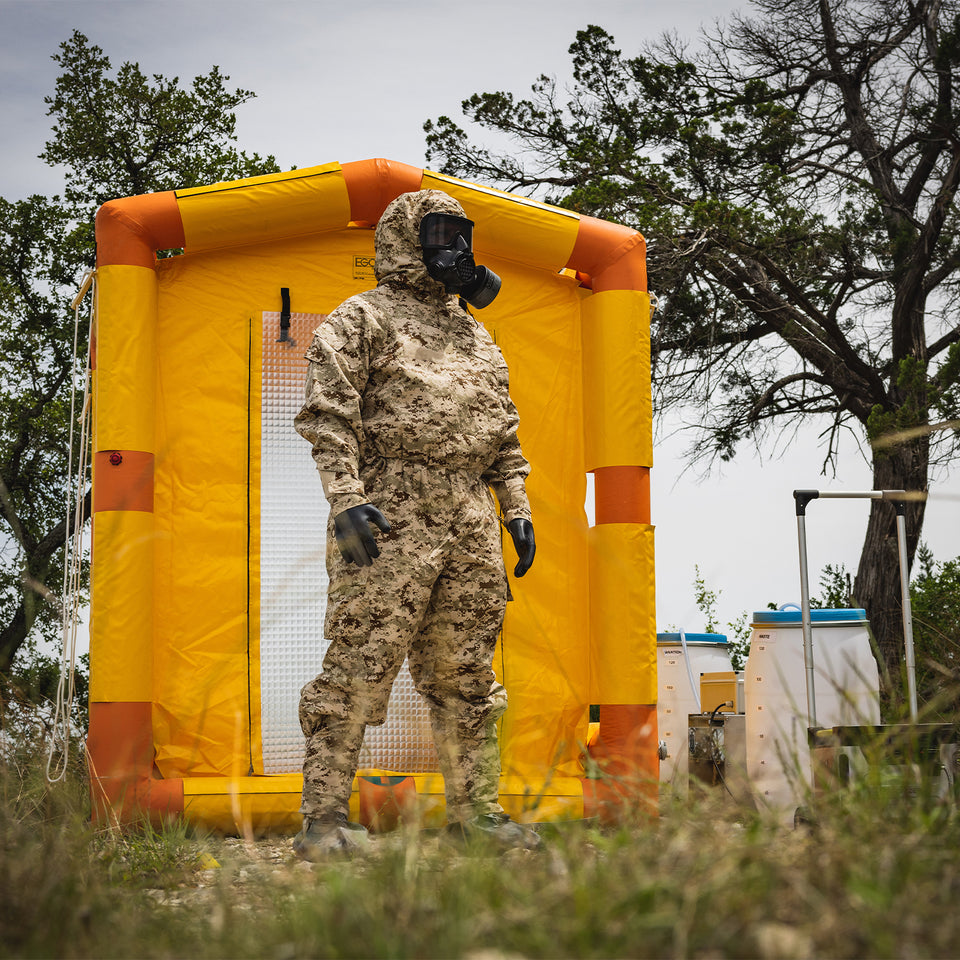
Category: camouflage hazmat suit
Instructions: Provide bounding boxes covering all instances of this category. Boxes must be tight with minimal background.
[294,189,532,825]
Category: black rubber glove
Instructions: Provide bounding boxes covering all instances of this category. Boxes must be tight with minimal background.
[507,518,536,578]
[333,503,391,567]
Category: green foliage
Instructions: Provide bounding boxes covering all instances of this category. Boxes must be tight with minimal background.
[909,545,960,719]
[866,357,934,456]
[0,636,89,739]
[425,11,960,462]
[690,565,754,670]
[97,818,203,889]
[0,193,86,668]
[0,729,208,957]
[930,342,960,450]
[723,611,753,673]
[0,31,280,679]
[42,30,279,229]
[0,758,98,958]
[812,563,854,609]
[692,564,721,633]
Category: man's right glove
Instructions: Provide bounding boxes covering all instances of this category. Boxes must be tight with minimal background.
[333,503,391,567]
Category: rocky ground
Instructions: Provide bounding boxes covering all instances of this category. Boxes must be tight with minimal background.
[139,829,491,905]
[139,826,559,911]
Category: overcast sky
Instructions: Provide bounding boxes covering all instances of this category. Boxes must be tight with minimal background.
[2,0,958,635]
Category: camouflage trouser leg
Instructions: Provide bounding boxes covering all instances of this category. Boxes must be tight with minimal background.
[408,522,509,823]
[297,557,412,820]
[298,713,366,821]
[425,683,508,822]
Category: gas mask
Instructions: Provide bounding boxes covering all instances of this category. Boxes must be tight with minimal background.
[419,213,502,308]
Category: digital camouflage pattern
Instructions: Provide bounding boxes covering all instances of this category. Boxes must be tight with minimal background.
[295,189,531,526]
[295,189,531,824]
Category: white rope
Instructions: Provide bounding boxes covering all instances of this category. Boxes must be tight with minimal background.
[46,270,95,784]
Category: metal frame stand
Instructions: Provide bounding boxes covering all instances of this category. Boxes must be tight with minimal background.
[793,489,918,723]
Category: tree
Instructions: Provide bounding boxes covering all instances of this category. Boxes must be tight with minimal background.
[0,30,279,679]
[0,194,85,674]
[424,0,960,689]
[42,29,279,241]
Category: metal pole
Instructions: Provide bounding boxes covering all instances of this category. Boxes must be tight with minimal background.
[893,503,919,722]
[794,491,819,728]
[793,489,918,722]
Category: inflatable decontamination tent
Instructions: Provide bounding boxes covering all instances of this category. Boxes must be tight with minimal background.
[87,158,656,832]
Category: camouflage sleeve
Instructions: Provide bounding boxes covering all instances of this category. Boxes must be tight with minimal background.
[293,300,374,517]
[482,371,533,526]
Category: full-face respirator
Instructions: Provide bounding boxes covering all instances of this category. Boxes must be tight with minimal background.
[419,213,502,309]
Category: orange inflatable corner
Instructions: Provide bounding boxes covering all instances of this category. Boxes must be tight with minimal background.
[95,191,185,268]
[87,701,184,826]
[566,215,647,293]
[341,158,424,226]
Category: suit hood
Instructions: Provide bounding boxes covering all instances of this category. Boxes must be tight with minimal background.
[374,189,467,294]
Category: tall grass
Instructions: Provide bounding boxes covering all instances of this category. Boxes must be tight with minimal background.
[2,721,959,958]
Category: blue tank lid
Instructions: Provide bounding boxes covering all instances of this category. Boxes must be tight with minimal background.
[657,632,728,645]
[751,607,867,624]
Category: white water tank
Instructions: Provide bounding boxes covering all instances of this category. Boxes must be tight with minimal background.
[657,632,733,790]
[744,607,880,821]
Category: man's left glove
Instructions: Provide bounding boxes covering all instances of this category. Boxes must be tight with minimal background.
[333,503,391,567]
[507,518,536,578]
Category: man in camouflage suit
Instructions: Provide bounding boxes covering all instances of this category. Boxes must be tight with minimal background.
[293,189,538,860]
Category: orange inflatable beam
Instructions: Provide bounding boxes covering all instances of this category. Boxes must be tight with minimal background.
[594,465,651,525]
[571,213,657,818]
[92,189,181,825]
[92,451,155,513]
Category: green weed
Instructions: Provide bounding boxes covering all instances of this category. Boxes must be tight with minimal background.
[2,724,960,958]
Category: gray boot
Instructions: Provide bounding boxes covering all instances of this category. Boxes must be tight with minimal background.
[445,812,542,851]
[293,814,370,861]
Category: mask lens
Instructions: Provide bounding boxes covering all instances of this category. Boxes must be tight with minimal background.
[420,214,473,249]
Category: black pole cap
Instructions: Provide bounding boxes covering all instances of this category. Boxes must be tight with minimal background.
[793,489,820,516]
